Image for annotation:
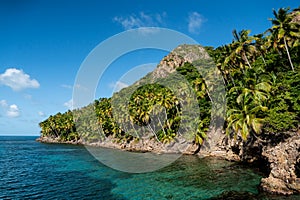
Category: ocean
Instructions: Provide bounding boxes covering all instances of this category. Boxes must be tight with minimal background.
[0,136,299,199]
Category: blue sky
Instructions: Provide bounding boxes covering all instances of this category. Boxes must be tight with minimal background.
[0,0,299,136]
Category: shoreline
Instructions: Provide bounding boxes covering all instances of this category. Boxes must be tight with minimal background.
[36,132,300,196]
[35,136,239,161]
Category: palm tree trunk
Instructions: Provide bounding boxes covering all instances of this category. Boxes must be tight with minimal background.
[283,36,295,72]
[158,115,167,136]
[219,71,227,87]
[130,121,139,138]
[261,55,266,66]
[259,51,266,66]
[229,73,236,87]
[243,52,252,69]
[147,124,160,142]
[152,108,167,136]
[50,125,59,138]
[205,88,213,103]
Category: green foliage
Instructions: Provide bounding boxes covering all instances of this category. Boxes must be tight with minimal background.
[39,110,78,142]
[127,83,181,142]
[264,72,300,133]
[39,6,300,146]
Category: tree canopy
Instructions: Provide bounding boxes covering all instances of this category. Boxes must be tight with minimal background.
[39,7,300,147]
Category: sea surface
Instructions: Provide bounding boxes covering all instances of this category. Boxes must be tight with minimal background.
[0,136,299,200]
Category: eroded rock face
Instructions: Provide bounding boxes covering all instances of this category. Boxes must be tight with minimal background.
[200,129,300,195]
[260,132,300,195]
[150,44,211,80]
[151,52,185,79]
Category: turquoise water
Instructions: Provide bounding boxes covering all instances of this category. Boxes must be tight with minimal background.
[0,136,299,199]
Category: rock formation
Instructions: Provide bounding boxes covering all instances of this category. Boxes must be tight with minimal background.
[260,131,300,195]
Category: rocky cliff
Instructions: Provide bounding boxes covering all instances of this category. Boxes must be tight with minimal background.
[261,131,300,195]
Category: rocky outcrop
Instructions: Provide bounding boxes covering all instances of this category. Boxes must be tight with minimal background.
[214,130,300,195]
[36,136,82,145]
[198,128,300,195]
[260,132,300,195]
[36,135,199,155]
[138,44,211,82]
[151,52,184,79]
[198,129,241,161]
[36,128,300,195]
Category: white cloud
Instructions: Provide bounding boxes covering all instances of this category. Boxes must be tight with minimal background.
[113,12,167,30]
[0,100,8,107]
[64,99,74,110]
[38,111,46,117]
[0,68,40,91]
[188,12,205,34]
[0,100,20,118]
[7,104,20,118]
[109,81,129,92]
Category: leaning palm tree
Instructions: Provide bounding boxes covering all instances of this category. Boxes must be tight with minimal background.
[267,7,300,71]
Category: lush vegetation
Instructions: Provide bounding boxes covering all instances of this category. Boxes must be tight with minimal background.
[40,7,300,147]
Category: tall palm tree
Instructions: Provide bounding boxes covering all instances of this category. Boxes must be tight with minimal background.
[253,33,268,66]
[231,29,256,69]
[215,45,239,87]
[267,7,300,71]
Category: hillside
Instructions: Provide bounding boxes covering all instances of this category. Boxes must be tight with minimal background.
[38,44,215,154]
[37,7,300,195]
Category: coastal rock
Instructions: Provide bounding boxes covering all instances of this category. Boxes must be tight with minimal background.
[137,44,211,82]
[198,128,300,195]
[197,129,242,162]
[36,129,300,195]
[36,136,82,145]
[260,132,300,195]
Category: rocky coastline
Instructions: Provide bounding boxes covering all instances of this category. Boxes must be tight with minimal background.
[260,132,300,195]
[36,129,300,195]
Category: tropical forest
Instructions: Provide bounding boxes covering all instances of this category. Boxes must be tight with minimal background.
[38,7,300,194]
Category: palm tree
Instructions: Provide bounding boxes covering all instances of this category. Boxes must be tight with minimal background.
[193,77,207,98]
[226,99,267,140]
[253,33,268,66]
[226,68,271,141]
[230,69,272,105]
[214,45,239,87]
[195,119,208,145]
[231,29,256,69]
[267,7,300,71]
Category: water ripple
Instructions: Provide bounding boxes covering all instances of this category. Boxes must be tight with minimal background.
[0,136,299,200]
